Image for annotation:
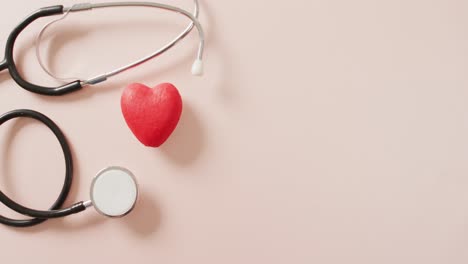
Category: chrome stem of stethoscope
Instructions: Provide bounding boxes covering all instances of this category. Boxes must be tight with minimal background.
[83,200,93,208]
[36,1,205,87]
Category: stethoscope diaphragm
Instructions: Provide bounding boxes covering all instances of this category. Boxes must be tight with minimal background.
[89,167,138,217]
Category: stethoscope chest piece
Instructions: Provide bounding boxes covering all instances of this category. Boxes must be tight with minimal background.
[90,167,138,218]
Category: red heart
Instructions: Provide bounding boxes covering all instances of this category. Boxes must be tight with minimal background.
[121,83,183,147]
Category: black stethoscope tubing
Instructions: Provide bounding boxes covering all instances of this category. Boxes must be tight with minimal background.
[0,109,85,227]
[0,6,83,96]
[0,6,84,227]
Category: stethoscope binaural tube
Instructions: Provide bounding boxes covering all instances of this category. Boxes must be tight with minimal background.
[0,1,205,96]
[0,109,139,227]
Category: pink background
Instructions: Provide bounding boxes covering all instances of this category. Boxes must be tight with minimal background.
[1,0,468,263]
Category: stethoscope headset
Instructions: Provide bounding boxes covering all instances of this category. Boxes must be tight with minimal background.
[0,1,205,228]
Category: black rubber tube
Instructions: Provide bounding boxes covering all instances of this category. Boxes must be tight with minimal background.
[0,109,85,227]
[0,60,7,72]
[3,6,83,96]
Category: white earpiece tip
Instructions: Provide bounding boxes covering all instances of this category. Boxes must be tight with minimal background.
[192,59,204,76]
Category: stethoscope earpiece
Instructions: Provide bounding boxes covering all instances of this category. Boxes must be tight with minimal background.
[192,59,204,76]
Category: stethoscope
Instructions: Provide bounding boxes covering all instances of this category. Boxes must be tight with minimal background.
[0,1,205,228]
